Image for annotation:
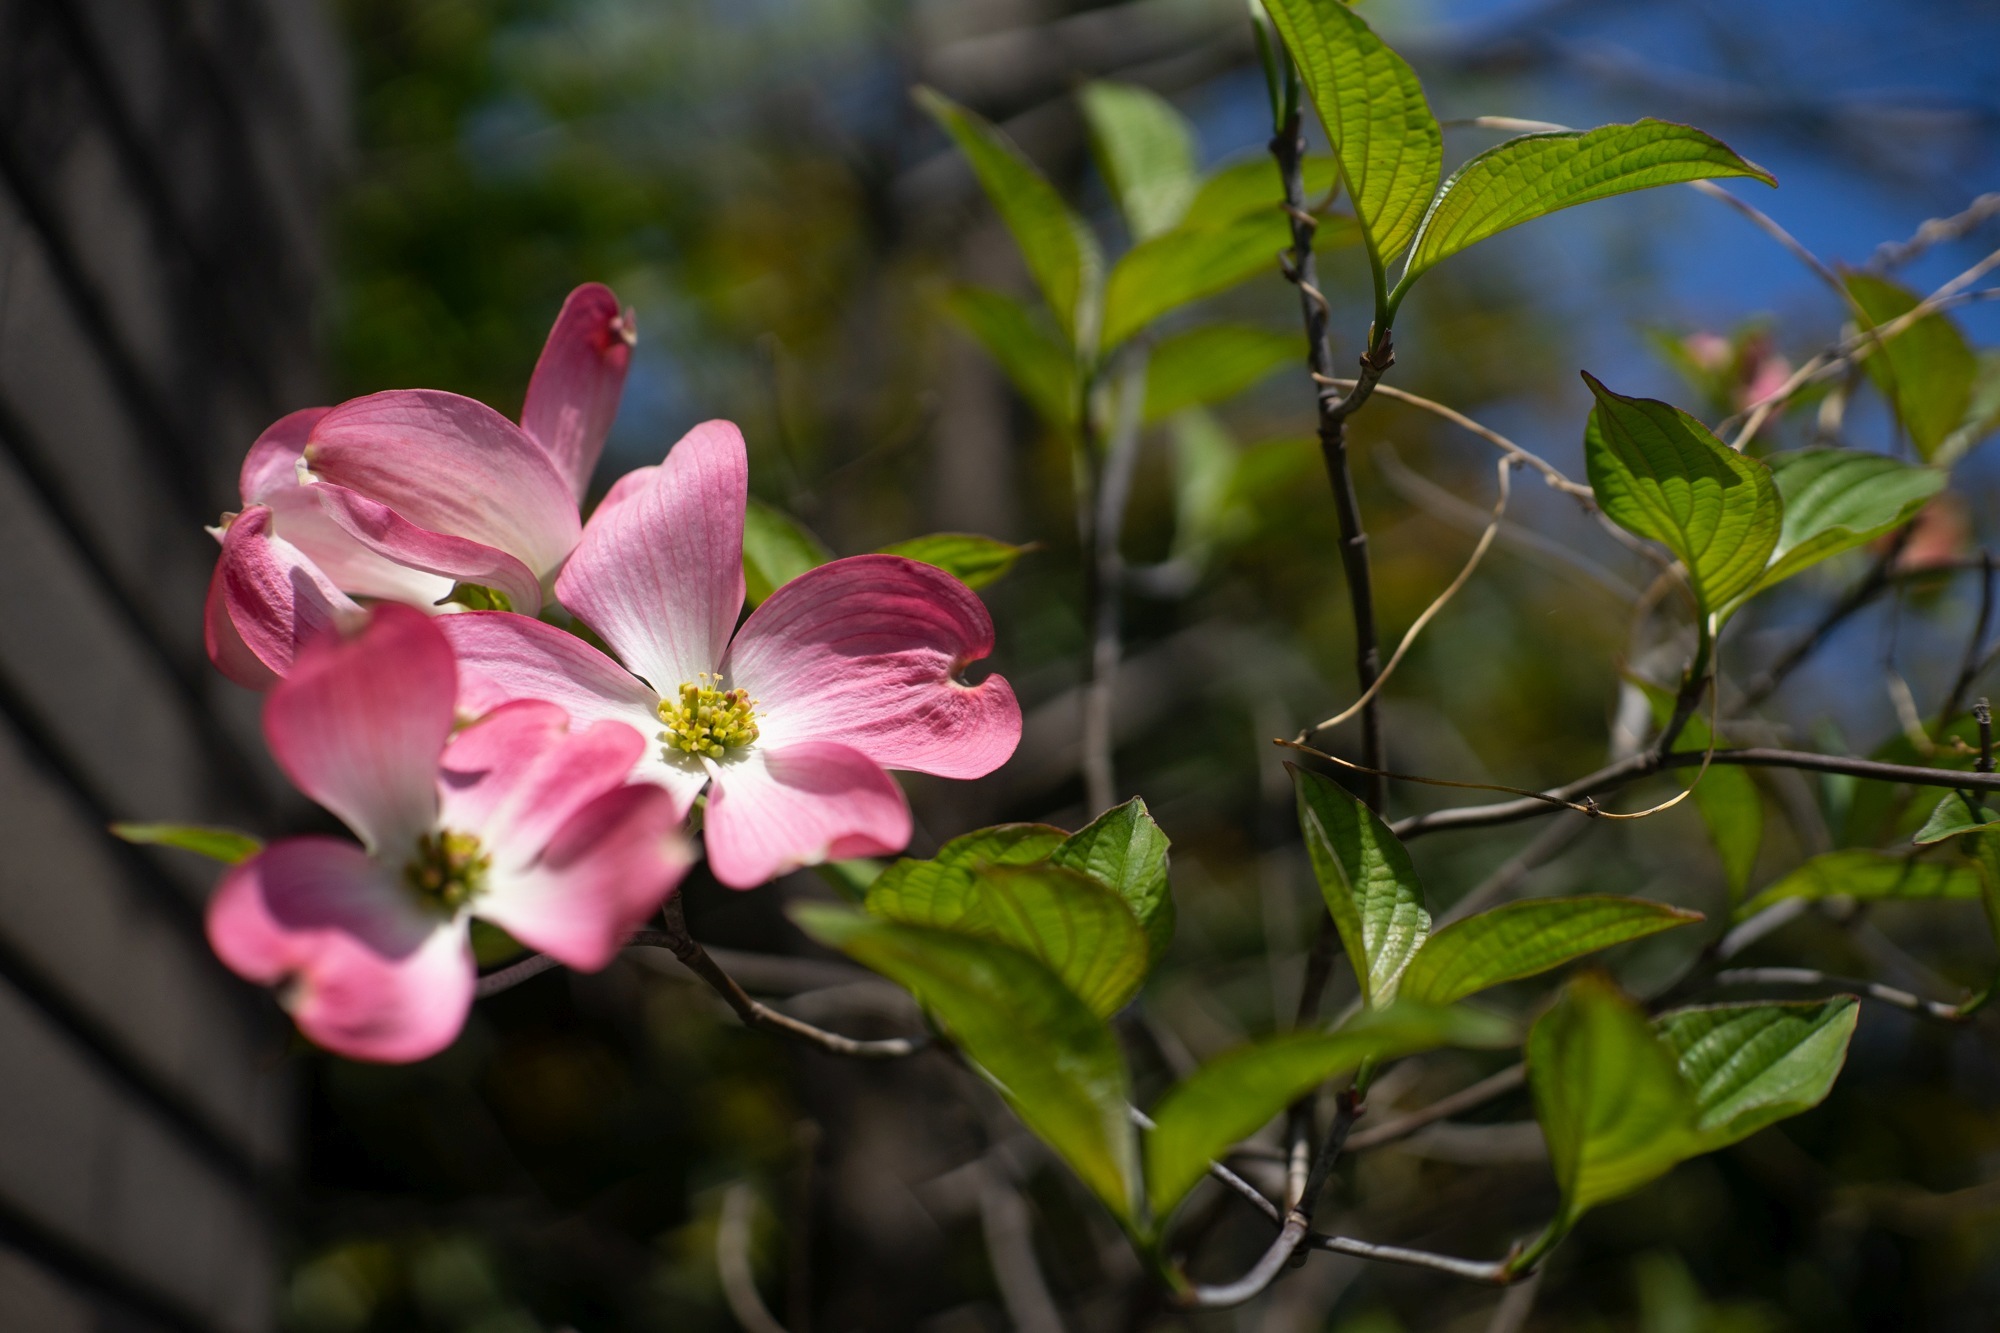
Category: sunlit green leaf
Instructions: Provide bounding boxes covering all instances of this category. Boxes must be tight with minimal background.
[1262,0,1442,265]
[1655,999,1858,1148]
[1292,766,1430,1006]
[1736,850,1983,918]
[918,87,1103,345]
[1080,81,1198,242]
[864,825,1070,928]
[742,500,830,606]
[1583,374,1782,617]
[1528,975,1702,1229]
[1182,154,1340,228]
[1143,1002,1516,1219]
[1913,791,2000,845]
[879,532,1032,590]
[1143,325,1297,422]
[1750,449,1944,595]
[1167,409,1241,560]
[1400,897,1703,1007]
[1846,273,1978,462]
[111,822,262,865]
[1100,211,1297,352]
[794,905,1137,1218]
[1401,122,1772,288]
[941,286,1078,430]
[1051,798,1175,961]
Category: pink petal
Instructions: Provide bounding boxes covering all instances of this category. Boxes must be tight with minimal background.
[265,604,454,856]
[555,420,746,693]
[702,741,912,889]
[306,389,583,600]
[478,783,690,970]
[724,554,1021,778]
[436,700,645,860]
[264,484,457,606]
[208,837,474,1063]
[239,407,330,505]
[205,506,362,689]
[436,611,710,815]
[520,283,634,501]
[313,480,545,611]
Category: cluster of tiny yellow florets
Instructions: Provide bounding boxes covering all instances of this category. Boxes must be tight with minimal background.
[403,829,491,913]
[658,673,759,760]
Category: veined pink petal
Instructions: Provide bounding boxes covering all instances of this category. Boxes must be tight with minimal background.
[437,700,645,862]
[702,741,912,889]
[725,554,1021,778]
[240,407,330,505]
[205,506,362,689]
[437,611,710,815]
[306,389,583,596]
[208,837,474,1063]
[556,420,746,693]
[521,283,633,501]
[313,480,545,612]
[478,783,690,970]
[265,604,453,856]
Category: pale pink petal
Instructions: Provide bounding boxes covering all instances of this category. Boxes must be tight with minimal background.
[702,741,912,889]
[208,837,474,1064]
[478,783,690,970]
[205,506,362,689]
[265,604,453,856]
[436,611,710,815]
[239,407,330,505]
[263,483,456,606]
[312,479,545,612]
[521,283,634,501]
[306,388,583,594]
[436,700,646,861]
[725,554,1021,778]
[555,420,746,692]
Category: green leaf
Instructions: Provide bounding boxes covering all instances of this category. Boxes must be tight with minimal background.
[111,822,262,865]
[941,286,1078,430]
[1100,210,1297,352]
[441,582,514,612]
[1400,897,1703,1007]
[1528,975,1702,1229]
[864,825,1070,927]
[1642,688,1762,897]
[1941,350,2000,463]
[1167,409,1241,559]
[1752,449,1944,595]
[1181,154,1340,229]
[1846,273,1979,462]
[1143,1002,1516,1219]
[1292,766,1430,1005]
[1262,0,1442,265]
[1737,849,1983,918]
[1051,798,1175,962]
[1966,830,2000,953]
[794,905,1137,1218]
[1142,325,1297,423]
[1401,122,1772,288]
[1079,81,1198,242]
[1655,998,1858,1148]
[1913,791,2000,845]
[1582,374,1782,617]
[742,500,830,606]
[878,532,1032,590]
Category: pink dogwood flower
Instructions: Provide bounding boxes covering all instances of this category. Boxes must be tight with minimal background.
[440,421,1022,887]
[205,284,634,687]
[208,604,690,1063]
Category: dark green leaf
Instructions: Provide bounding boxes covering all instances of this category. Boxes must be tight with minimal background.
[441,582,514,612]
[1402,122,1771,287]
[1262,0,1442,264]
[1655,999,1858,1148]
[1914,791,2000,845]
[1143,1002,1515,1218]
[941,286,1079,430]
[1079,81,1198,242]
[1292,766,1430,1005]
[1143,325,1297,422]
[1753,449,1945,595]
[794,905,1137,1217]
[111,822,262,865]
[1582,374,1782,617]
[1100,211,1302,352]
[878,532,1032,590]
[1966,830,2000,953]
[1181,154,1340,228]
[1846,273,1978,462]
[814,859,883,903]
[1401,897,1703,1007]
[917,87,1102,344]
[742,500,831,606]
[1737,850,1983,918]
[1528,974,1701,1229]
[1051,798,1175,961]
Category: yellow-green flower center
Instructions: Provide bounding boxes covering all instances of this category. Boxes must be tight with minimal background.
[404,829,490,913]
[658,673,759,760]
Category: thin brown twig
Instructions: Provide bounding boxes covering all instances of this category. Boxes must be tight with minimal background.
[1869,194,2000,270]
[1710,967,1971,1022]
[1344,1064,1528,1152]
